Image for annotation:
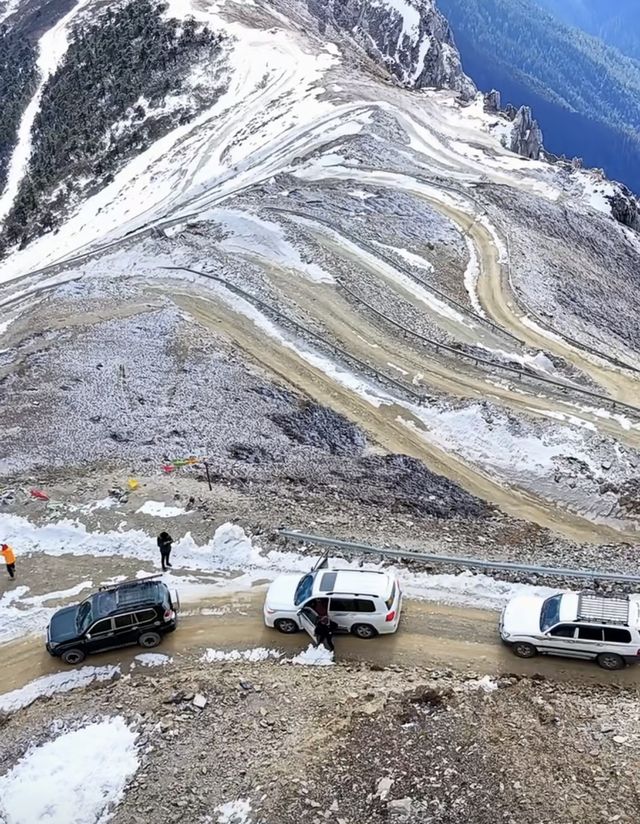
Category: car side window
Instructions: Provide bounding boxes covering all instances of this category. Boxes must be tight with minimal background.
[578,625,604,641]
[549,624,576,638]
[603,627,632,644]
[135,609,156,624]
[114,614,135,629]
[89,618,113,635]
[356,600,376,613]
[330,598,355,612]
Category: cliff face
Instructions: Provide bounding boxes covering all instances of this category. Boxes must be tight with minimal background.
[306,0,476,99]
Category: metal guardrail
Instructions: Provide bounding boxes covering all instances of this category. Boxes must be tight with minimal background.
[279,529,640,584]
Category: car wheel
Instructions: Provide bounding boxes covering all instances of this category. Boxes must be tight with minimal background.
[61,648,86,665]
[597,652,625,671]
[274,618,299,634]
[511,642,538,659]
[138,631,162,648]
[351,623,377,639]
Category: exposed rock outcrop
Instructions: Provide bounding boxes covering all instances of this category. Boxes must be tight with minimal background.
[306,0,476,99]
[509,106,543,160]
[483,89,501,113]
[607,184,640,231]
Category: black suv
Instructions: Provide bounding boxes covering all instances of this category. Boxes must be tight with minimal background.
[46,576,179,664]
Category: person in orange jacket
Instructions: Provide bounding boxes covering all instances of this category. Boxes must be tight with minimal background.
[0,544,15,579]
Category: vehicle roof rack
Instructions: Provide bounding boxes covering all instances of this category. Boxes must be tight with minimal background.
[98,573,164,592]
[577,592,629,626]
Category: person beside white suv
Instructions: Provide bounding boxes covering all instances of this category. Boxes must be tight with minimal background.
[500,590,640,670]
[264,566,402,640]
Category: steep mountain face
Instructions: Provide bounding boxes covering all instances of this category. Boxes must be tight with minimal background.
[437,0,640,194]
[306,0,475,99]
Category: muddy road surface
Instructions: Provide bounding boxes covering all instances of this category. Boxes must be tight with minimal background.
[3,590,639,697]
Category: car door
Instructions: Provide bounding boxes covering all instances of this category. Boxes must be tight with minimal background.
[112,612,141,646]
[538,623,580,657]
[328,597,356,632]
[571,625,605,660]
[297,605,320,640]
[84,618,116,652]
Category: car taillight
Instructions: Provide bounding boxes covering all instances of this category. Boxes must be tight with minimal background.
[163,609,175,621]
[385,610,396,622]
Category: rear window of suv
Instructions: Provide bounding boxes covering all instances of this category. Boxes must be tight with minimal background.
[604,627,632,643]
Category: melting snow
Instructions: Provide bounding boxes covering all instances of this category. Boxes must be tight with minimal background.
[202,647,283,663]
[134,653,172,667]
[215,799,253,824]
[290,644,335,666]
[136,500,188,518]
[0,717,139,824]
[0,666,120,714]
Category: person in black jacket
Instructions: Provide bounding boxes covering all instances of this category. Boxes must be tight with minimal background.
[314,615,336,653]
[157,531,174,571]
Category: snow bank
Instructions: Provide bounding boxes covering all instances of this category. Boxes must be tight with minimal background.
[0,581,94,645]
[136,500,188,518]
[201,647,283,663]
[134,653,172,667]
[464,674,499,693]
[0,666,120,714]
[290,643,335,667]
[0,717,138,824]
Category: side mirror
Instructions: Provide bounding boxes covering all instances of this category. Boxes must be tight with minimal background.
[85,634,91,640]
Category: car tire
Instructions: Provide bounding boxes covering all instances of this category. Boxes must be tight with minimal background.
[61,648,86,665]
[511,642,538,659]
[351,623,377,640]
[138,631,162,648]
[597,652,625,671]
[274,618,299,634]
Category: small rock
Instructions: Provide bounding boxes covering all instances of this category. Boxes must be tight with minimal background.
[193,694,207,709]
[376,777,394,800]
[388,797,412,818]
[613,735,628,744]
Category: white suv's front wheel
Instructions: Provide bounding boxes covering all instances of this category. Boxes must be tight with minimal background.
[274,618,299,634]
[511,642,538,658]
[596,652,625,671]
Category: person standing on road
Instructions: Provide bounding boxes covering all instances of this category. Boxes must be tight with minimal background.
[157,532,174,572]
[0,543,16,579]
[314,615,335,653]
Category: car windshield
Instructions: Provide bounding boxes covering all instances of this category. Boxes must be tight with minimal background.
[294,574,314,606]
[76,601,93,633]
[540,594,562,632]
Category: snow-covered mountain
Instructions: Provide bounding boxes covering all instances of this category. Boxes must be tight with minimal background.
[1,0,640,544]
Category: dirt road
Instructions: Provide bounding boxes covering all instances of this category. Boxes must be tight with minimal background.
[3,591,638,697]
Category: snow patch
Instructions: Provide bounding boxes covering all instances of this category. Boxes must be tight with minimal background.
[134,653,172,667]
[136,500,188,518]
[202,647,283,663]
[465,675,499,693]
[0,666,120,714]
[0,717,138,824]
[215,799,253,824]
[290,643,335,666]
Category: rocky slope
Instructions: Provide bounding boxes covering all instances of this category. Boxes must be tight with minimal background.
[306,0,476,98]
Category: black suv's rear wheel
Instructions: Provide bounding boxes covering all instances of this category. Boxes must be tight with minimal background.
[138,631,162,648]
[274,618,299,634]
[597,652,625,671]
[511,642,538,659]
[351,623,377,639]
[61,648,86,665]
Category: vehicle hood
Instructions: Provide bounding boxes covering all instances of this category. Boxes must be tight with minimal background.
[48,605,80,643]
[265,574,302,611]
[501,595,544,637]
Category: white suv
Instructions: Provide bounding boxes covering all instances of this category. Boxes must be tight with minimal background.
[500,590,640,670]
[264,567,402,639]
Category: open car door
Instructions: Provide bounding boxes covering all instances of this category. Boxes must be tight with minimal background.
[298,605,320,640]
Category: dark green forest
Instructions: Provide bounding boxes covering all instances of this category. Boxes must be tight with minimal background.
[536,0,640,62]
[1,0,223,252]
[437,0,640,192]
[0,25,37,193]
